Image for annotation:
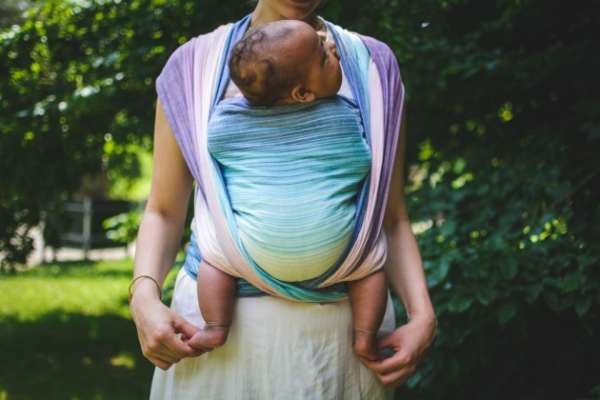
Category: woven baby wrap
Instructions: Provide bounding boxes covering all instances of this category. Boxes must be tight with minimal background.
[155,14,405,302]
[207,95,371,284]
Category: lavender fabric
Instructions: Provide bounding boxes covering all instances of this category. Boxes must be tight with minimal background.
[359,36,405,262]
[155,38,206,194]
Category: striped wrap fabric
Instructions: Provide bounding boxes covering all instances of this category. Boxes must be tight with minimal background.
[207,96,372,284]
[155,14,405,302]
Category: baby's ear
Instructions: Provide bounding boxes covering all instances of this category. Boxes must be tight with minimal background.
[290,85,316,103]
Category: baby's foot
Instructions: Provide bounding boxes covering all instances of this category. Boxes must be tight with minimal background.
[187,324,229,351]
[353,329,378,361]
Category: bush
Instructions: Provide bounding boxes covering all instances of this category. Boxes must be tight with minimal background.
[321,0,600,398]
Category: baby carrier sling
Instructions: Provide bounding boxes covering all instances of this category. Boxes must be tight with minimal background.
[156,14,405,302]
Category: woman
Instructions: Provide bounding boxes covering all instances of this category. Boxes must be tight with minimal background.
[129,1,437,398]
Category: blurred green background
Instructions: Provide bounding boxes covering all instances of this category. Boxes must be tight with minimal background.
[1,0,599,399]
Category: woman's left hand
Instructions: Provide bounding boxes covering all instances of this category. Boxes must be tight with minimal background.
[363,314,437,387]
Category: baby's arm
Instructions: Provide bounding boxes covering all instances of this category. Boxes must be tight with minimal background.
[189,261,237,350]
[348,270,388,361]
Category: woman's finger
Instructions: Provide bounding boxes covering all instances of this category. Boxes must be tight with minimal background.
[364,351,411,375]
[154,334,203,362]
[141,330,182,362]
[142,339,178,364]
[377,365,416,387]
[163,332,204,358]
[148,354,173,371]
[169,316,205,356]
[376,331,397,349]
[172,316,199,341]
[153,342,184,363]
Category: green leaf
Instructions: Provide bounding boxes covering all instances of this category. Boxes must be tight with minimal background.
[499,258,518,279]
[525,282,543,304]
[575,298,592,318]
[476,288,497,305]
[543,292,561,312]
[448,292,474,312]
[497,302,517,325]
[440,220,456,235]
[559,273,580,293]
[426,258,450,287]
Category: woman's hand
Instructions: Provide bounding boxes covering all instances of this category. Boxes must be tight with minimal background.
[365,314,437,387]
[130,281,204,370]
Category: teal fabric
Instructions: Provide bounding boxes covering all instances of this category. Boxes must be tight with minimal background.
[207,95,371,283]
[196,14,374,301]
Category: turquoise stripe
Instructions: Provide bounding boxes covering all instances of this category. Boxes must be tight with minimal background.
[208,97,371,285]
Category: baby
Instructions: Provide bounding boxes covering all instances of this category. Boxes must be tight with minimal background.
[190,20,388,362]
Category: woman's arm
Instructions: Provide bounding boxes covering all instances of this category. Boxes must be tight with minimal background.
[366,108,438,386]
[383,109,435,323]
[129,98,203,370]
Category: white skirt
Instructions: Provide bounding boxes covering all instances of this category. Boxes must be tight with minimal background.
[149,268,396,400]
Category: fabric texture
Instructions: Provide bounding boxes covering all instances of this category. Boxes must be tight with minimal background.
[207,96,371,283]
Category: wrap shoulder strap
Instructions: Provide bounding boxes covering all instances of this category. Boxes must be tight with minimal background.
[155,24,232,190]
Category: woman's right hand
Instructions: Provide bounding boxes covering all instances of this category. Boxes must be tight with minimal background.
[130,280,204,370]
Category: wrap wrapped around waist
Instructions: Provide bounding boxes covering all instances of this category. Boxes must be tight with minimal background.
[183,230,350,297]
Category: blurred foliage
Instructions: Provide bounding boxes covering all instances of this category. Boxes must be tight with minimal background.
[0,0,31,28]
[0,0,249,269]
[105,142,152,201]
[318,0,600,398]
[323,0,600,398]
[103,205,144,244]
[1,0,599,398]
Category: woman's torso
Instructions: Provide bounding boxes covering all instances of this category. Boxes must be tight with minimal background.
[150,20,395,399]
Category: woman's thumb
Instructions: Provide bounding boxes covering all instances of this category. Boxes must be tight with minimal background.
[172,316,199,340]
[377,330,399,350]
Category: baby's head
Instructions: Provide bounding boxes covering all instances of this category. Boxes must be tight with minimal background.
[228,20,342,106]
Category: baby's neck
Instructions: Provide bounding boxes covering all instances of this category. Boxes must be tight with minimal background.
[250,7,321,31]
[272,97,306,107]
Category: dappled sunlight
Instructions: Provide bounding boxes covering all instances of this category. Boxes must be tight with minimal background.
[0,277,130,320]
[412,219,434,235]
[406,163,428,193]
[498,101,513,122]
[451,172,473,189]
[109,351,137,369]
[81,356,93,366]
[519,217,569,249]
[0,259,133,321]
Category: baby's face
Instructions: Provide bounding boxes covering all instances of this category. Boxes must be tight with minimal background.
[286,24,342,99]
[309,31,343,98]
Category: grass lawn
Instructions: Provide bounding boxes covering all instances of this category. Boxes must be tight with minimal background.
[0,257,181,400]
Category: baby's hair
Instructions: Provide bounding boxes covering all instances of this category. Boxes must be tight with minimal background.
[229,24,296,106]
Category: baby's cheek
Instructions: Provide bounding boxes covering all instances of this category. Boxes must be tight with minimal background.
[335,68,343,92]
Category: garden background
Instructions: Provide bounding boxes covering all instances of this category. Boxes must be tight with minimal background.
[1,0,599,399]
